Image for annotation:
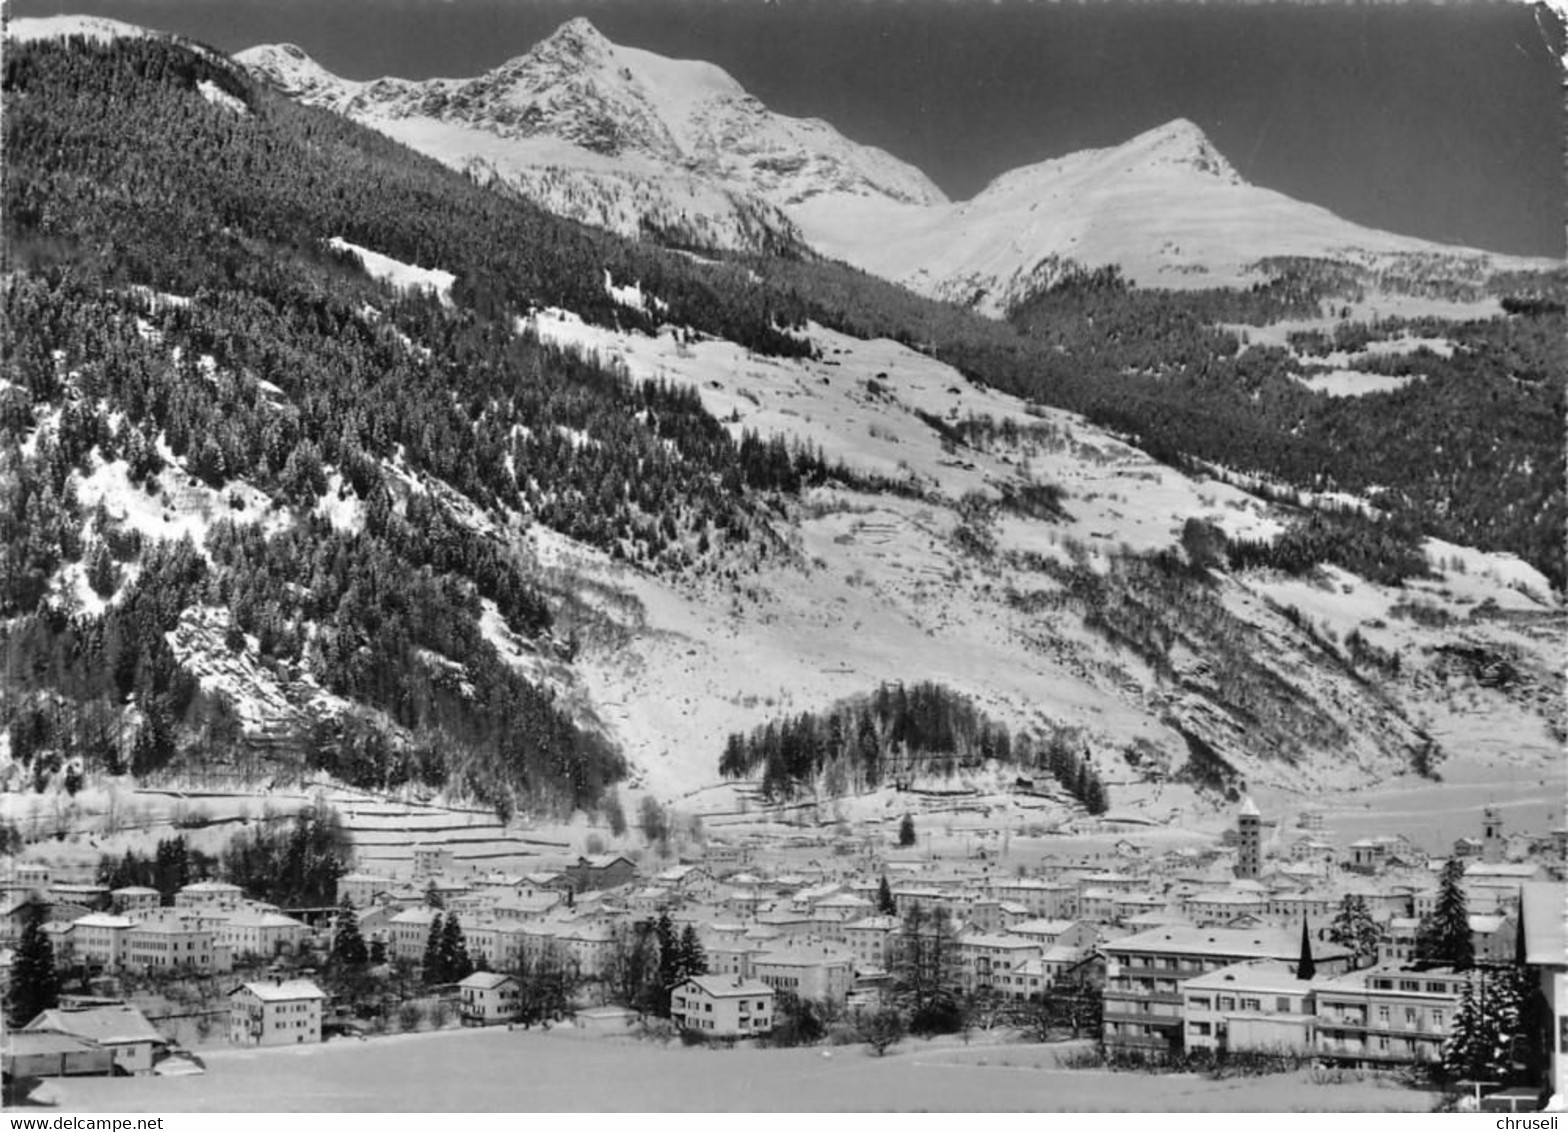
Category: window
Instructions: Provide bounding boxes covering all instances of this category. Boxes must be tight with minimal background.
[1404,1008,1417,1025]
[1190,996,1211,1010]
[1241,998,1261,1012]
[1220,997,1236,1011]
[1432,1010,1444,1031]
[1190,1021,1211,1036]
[1400,980,1420,992]
[1426,981,1446,994]
[1377,1006,1390,1024]
[1276,997,1291,1013]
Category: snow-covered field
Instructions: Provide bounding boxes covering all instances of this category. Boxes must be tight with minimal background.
[43,1027,1440,1113]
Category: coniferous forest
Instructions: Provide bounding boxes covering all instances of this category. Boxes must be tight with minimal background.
[718,681,1109,813]
[1,33,1562,821]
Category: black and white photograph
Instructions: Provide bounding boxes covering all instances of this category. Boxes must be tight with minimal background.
[1,0,1564,1115]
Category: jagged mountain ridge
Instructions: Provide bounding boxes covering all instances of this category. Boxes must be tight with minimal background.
[236,17,1555,314]
[236,18,943,256]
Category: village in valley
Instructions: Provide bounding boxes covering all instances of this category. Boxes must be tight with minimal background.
[2,785,1564,1112]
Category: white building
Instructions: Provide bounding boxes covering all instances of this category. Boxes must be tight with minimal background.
[229,979,326,1047]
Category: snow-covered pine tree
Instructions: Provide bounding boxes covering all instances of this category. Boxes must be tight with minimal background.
[1328,893,1380,968]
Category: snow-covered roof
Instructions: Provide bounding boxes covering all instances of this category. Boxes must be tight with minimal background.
[233,979,326,1003]
[26,1004,166,1046]
[71,913,137,929]
[681,975,772,998]
[457,971,514,990]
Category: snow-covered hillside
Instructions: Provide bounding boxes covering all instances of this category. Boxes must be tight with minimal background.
[237,18,942,255]
[516,304,1561,807]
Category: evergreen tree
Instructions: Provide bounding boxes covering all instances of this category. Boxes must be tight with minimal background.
[654,911,680,1017]
[422,912,445,985]
[368,938,387,966]
[329,895,369,969]
[1328,894,1380,968]
[424,880,445,910]
[440,912,473,983]
[898,813,917,848]
[876,875,897,916]
[1442,971,1520,1083]
[1295,919,1316,981]
[8,900,59,1027]
[1420,858,1474,970]
[677,923,708,980]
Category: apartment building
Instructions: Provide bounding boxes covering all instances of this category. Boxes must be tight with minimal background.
[1313,964,1467,1068]
[1102,926,1352,1055]
[1182,960,1316,1054]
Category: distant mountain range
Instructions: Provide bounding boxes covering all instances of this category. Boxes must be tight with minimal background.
[233,17,1553,315]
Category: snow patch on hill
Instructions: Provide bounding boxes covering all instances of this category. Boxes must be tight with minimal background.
[327,237,455,305]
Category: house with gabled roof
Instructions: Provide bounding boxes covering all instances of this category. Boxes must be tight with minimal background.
[25,1003,167,1075]
[670,976,774,1038]
[457,971,518,1026]
[228,978,326,1046]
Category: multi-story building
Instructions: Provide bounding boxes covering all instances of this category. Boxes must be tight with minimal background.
[228,980,326,1047]
[957,933,1042,990]
[986,878,1078,920]
[842,915,900,970]
[123,914,218,973]
[388,907,441,963]
[1313,964,1467,1068]
[1102,926,1352,1055]
[174,881,244,912]
[670,976,774,1038]
[752,949,855,1004]
[110,887,162,915]
[563,854,637,894]
[457,971,519,1026]
[337,872,398,909]
[68,913,137,968]
[1182,960,1315,1054]
[219,910,309,959]
[1521,881,1567,1100]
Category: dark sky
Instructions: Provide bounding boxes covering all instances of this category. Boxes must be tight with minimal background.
[12,0,1565,257]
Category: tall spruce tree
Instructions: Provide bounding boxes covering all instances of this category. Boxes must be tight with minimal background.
[677,924,708,980]
[876,875,897,916]
[422,912,446,985]
[440,912,473,983]
[329,895,369,969]
[8,900,59,1027]
[1421,858,1474,970]
[898,814,917,848]
[654,911,680,1016]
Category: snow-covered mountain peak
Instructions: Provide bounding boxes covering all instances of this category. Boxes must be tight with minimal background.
[1116,118,1240,182]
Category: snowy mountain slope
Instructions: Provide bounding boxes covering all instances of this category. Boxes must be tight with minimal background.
[236,18,943,255]
[235,20,1557,315]
[791,118,1553,314]
[519,304,1562,805]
